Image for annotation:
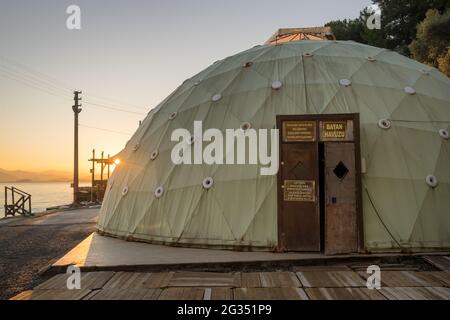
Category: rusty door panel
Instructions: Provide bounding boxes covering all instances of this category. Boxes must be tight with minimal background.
[280,142,320,252]
[324,142,358,255]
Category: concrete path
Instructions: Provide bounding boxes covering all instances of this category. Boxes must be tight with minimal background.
[51,232,449,272]
[0,208,99,300]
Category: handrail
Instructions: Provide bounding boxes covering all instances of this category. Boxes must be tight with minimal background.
[5,186,31,197]
[4,186,32,217]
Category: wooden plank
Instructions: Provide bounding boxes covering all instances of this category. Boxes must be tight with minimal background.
[259,272,301,287]
[297,271,366,288]
[10,290,34,300]
[358,271,445,287]
[293,265,350,272]
[241,273,261,288]
[305,288,385,300]
[424,287,450,300]
[10,289,91,300]
[168,272,240,287]
[143,272,174,288]
[35,271,114,290]
[203,288,233,300]
[427,271,450,286]
[87,288,161,300]
[159,287,205,300]
[424,256,450,271]
[103,272,153,289]
[380,287,450,300]
[234,288,308,300]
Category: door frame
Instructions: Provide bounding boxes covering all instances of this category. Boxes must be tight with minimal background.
[276,113,364,253]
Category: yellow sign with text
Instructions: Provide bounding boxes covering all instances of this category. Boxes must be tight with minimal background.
[320,121,350,141]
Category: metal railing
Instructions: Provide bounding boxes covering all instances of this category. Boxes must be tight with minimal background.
[4,187,32,217]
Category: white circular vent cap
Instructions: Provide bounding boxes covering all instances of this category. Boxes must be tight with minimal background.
[155,186,164,198]
[241,122,252,131]
[404,86,416,95]
[339,79,352,87]
[303,52,313,57]
[169,112,177,120]
[212,94,222,102]
[367,56,376,62]
[439,129,449,140]
[150,150,159,160]
[122,186,129,196]
[426,175,438,188]
[202,177,214,189]
[271,81,283,90]
[378,119,392,130]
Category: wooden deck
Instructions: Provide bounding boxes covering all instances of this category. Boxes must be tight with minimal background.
[10,261,450,300]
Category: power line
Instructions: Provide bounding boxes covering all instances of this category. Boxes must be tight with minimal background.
[0,72,72,101]
[83,101,147,116]
[0,55,148,112]
[79,123,133,136]
[83,92,148,111]
[0,55,149,120]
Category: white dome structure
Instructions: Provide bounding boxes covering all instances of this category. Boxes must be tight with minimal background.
[98,40,450,253]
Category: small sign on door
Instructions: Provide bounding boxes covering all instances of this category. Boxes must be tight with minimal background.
[320,120,354,141]
[283,180,316,202]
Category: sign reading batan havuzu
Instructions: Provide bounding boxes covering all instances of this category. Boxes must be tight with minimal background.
[282,121,316,142]
[320,120,354,141]
[283,180,316,202]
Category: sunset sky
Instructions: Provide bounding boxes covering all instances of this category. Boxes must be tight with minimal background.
[0,0,371,177]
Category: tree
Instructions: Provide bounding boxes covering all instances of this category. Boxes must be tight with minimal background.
[325,18,366,44]
[409,9,450,76]
[326,0,450,55]
[372,0,450,55]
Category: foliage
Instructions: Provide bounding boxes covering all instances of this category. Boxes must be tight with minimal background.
[325,0,450,55]
[409,9,450,76]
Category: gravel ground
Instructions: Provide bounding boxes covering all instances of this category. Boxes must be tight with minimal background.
[0,209,97,300]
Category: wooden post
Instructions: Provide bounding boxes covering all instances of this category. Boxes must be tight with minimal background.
[100,151,104,181]
[91,149,95,203]
[73,90,82,205]
[4,186,7,214]
[107,154,111,179]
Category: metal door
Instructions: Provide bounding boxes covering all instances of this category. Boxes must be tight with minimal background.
[324,142,358,254]
[280,142,320,252]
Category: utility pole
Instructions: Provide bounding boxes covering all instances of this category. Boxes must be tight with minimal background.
[73,90,82,205]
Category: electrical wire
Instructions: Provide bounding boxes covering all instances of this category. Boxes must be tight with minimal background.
[79,123,132,136]
[82,101,147,116]
[0,55,148,115]
[364,185,403,249]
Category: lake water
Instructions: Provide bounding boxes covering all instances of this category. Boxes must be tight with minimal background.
[0,182,90,218]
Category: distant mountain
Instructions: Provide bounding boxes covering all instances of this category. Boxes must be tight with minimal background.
[0,168,90,183]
